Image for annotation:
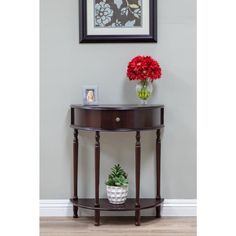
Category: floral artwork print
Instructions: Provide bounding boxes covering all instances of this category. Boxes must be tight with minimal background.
[94,0,142,28]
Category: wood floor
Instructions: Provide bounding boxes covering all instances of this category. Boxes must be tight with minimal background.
[40,217,196,236]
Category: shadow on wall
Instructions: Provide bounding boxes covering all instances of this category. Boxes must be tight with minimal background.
[65,109,74,196]
[121,78,137,104]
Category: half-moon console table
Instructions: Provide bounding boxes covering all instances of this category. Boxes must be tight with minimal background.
[70,104,164,226]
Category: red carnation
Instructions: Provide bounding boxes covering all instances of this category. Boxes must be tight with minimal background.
[127,56,162,81]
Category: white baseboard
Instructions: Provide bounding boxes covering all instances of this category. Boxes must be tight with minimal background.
[40,199,196,217]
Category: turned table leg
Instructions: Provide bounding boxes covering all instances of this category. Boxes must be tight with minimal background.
[135,131,141,226]
[94,131,100,226]
[73,129,79,218]
[156,129,161,218]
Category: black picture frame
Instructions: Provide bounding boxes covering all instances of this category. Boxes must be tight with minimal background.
[79,0,157,43]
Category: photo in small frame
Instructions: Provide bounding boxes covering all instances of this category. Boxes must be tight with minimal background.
[82,86,98,105]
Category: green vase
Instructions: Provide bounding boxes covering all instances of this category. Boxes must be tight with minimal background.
[136,79,153,105]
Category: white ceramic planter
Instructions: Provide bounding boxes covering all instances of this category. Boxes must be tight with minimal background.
[106,185,128,204]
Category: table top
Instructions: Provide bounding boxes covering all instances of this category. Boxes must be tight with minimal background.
[71,104,164,110]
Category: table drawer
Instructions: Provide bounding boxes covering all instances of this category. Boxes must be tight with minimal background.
[71,106,164,131]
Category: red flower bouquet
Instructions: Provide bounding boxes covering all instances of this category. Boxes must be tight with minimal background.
[126,56,162,104]
[127,56,162,81]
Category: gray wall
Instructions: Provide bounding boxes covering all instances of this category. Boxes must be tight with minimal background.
[40,0,196,199]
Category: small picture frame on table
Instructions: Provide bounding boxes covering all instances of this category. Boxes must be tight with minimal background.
[83,86,98,105]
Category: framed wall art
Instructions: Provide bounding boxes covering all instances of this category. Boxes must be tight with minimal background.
[79,0,157,43]
[82,86,99,105]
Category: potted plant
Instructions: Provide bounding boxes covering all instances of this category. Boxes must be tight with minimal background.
[105,164,128,204]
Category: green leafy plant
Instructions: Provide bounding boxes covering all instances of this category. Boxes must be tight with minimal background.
[105,164,128,187]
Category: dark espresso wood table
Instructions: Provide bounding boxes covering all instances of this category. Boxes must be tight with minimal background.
[70,104,164,226]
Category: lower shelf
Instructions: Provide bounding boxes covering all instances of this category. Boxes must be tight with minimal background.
[70,198,164,211]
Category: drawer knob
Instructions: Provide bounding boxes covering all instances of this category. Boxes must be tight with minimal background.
[115,117,121,122]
